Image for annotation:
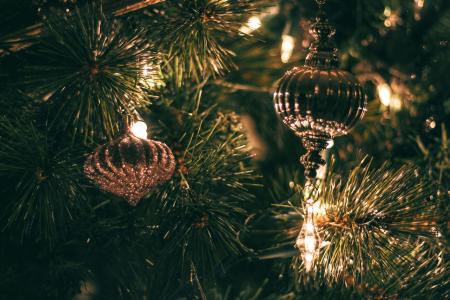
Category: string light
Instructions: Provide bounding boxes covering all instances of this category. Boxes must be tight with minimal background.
[390,95,402,111]
[240,16,262,34]
[425,117,436,130]
[377,83,392,106]
[383,7,401,28]
[414,0,425,20]
[296,197,321,272]
[130,121,148,139]
[377,83,403,111]
[281,35,295,63]
[415,0,425,9]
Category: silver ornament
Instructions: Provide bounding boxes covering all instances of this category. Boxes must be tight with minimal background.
[273,2,367,178]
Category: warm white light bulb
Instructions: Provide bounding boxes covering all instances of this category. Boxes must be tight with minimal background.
[305,223,315,233]
[249,16,262,29]
[281,35,295,63]
[415,0,425,9]
[377,83,392,106]
[130,121,148,139]
[296,198,322,273]
[304,253,314,272]
[390,94,402,111]
[304,236,316,253]
[240,16,262,34]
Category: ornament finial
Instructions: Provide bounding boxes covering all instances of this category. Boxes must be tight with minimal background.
[300,138,328,179]
[305,0,338,68]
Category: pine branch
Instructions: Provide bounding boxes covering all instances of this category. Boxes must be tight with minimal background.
[0,0,165,56]
[139,0,270,82]
[261,157,445,297]
[137,87,261,296]
[0,116,86,246]
[112,0,165,16]
[22,2,158,144]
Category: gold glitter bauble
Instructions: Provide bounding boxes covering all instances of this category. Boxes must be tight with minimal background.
[84,132,176,206]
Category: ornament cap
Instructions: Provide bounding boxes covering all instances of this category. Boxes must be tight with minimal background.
[305,8,338,68]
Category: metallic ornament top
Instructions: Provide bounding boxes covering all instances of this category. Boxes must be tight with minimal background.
[84,129,176,206]
[273,0,366,178]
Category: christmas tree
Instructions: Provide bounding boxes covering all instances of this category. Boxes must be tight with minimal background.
[0,0,448,299]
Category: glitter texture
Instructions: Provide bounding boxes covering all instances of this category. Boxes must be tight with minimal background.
[84,133,176,206]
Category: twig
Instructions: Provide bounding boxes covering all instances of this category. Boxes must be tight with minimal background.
[112,0,164,16]
[190,262,207,300]
[214,79,272,93]
[0,0,165,55]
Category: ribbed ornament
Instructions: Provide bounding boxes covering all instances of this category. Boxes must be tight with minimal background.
[274,67,365,138]
[273,3,366,178]
[84,131,176,206]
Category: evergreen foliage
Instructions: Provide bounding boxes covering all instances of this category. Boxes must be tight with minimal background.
[0,0,448,299]
[23,3,156,143]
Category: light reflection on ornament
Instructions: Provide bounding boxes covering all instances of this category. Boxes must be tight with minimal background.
[130,121,148,139]
[281,35,295,63]
[326,139,334,149]
[240,16,262,34]
[296,198,321,272]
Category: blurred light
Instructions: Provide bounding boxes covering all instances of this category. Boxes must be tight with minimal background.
[240,16,262,34]
[377,83,402,111]
[377,83,392,106]
[414,0,425,20]
[383,7,401,28]
[426,117,437,130]
[281,35,295,63]
[141,63,162,89]
[301,39,310,48]
[415,0,425,9]
[391,95,402,111]
[130,121,148,139]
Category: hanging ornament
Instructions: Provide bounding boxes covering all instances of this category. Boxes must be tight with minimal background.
[84,121,176,206]
[273,0,367,179]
